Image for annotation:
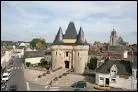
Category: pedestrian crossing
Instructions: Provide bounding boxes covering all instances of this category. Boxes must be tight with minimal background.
[11,67,23,70]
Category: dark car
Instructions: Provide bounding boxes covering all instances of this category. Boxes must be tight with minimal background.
[71,81,87,91]
[9,85,17,91]
[71,81,87,88]
[1,84,8,91]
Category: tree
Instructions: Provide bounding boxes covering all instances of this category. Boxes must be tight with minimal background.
[87,57,97,70]
[30,38,46,50]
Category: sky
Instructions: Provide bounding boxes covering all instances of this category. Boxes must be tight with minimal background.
[1,1,137,44]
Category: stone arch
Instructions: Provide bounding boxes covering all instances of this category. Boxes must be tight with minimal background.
[64,61,69,68]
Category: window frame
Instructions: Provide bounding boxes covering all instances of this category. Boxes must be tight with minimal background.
[100,77,104,81]
[66,52,68,57]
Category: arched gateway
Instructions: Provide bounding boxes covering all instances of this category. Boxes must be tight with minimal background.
[64,61,69,68]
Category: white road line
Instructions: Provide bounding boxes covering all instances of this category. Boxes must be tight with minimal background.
[15,67,16,69]
[11,67,13,69]
[26,82,30,91]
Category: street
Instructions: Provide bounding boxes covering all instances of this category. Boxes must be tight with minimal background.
[6,56,27,91]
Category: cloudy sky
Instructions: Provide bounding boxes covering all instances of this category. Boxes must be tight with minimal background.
[1,1,137,44]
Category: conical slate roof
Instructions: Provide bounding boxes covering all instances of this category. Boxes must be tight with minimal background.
[53,27,64,44]
[63,21,77,39]
[76,27,87,45]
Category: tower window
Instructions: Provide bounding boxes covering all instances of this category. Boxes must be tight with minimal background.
[56,52,57,55]
[78,52,79,56]
[66,52,68,57]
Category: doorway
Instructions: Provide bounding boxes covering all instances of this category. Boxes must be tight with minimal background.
[105,78,109,85]
[64,61,69,68]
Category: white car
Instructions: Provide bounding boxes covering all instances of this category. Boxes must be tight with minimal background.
[2,73,10,81]
[7,68,12,72]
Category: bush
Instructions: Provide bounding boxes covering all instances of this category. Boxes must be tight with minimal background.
[26,62,31,67]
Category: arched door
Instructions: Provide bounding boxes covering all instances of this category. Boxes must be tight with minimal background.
[64,61,69,68]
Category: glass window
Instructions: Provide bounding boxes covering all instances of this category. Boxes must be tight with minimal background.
[78,52,79,56]
[66,52,68,57]
[112,79,116,82]
[100,77,104,80]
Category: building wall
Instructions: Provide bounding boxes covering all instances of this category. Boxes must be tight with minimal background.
[51,45,89,74]
[1,50,13,68]
[132,68,137,90]
[96,73,132,90]
[63,39,76,43]
[25,57,44,64]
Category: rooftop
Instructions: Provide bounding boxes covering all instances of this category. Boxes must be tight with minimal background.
[96,60,132,76]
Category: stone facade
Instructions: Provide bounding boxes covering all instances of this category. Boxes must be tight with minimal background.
[51,22,89,74]
[51,45,89,74]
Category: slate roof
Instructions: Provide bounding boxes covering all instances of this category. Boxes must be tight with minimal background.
[96,60,132,76]
[44,51,51,55]
[63,22,77,39]
[76,27,88,45]
[24,51,45,58]
[53,27,64,45]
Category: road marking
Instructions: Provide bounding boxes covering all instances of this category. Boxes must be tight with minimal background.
[11,67,13,69]
[15,67,16,69]
[26,82,30,91]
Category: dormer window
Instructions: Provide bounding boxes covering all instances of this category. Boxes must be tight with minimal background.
[110,64,117,78]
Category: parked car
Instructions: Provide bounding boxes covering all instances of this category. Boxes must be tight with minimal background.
[71,81,87,91]
[2,72,10,82]
[1,84,8,91]
[9,85,17,91]
[7,67,12,72]
[71,81,87,88]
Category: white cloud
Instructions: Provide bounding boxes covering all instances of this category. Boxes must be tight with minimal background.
[1,1,137,44]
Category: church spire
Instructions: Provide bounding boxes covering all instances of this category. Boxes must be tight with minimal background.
[53,26,63,44]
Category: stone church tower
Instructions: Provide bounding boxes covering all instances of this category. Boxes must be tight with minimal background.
[51,22,89,74]
[110,28,118,46]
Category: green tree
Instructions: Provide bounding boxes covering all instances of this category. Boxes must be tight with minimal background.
[87,57,97,70]
[30,38,46,50]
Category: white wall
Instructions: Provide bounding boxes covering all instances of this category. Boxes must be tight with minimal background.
[1,50,13,68]
[25,57,44,64]
[96,73,132,90]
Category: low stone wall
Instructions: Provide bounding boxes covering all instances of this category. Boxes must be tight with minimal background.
[26,66,47,71]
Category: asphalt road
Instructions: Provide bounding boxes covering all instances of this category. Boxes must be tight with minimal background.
[6,56,27,91]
